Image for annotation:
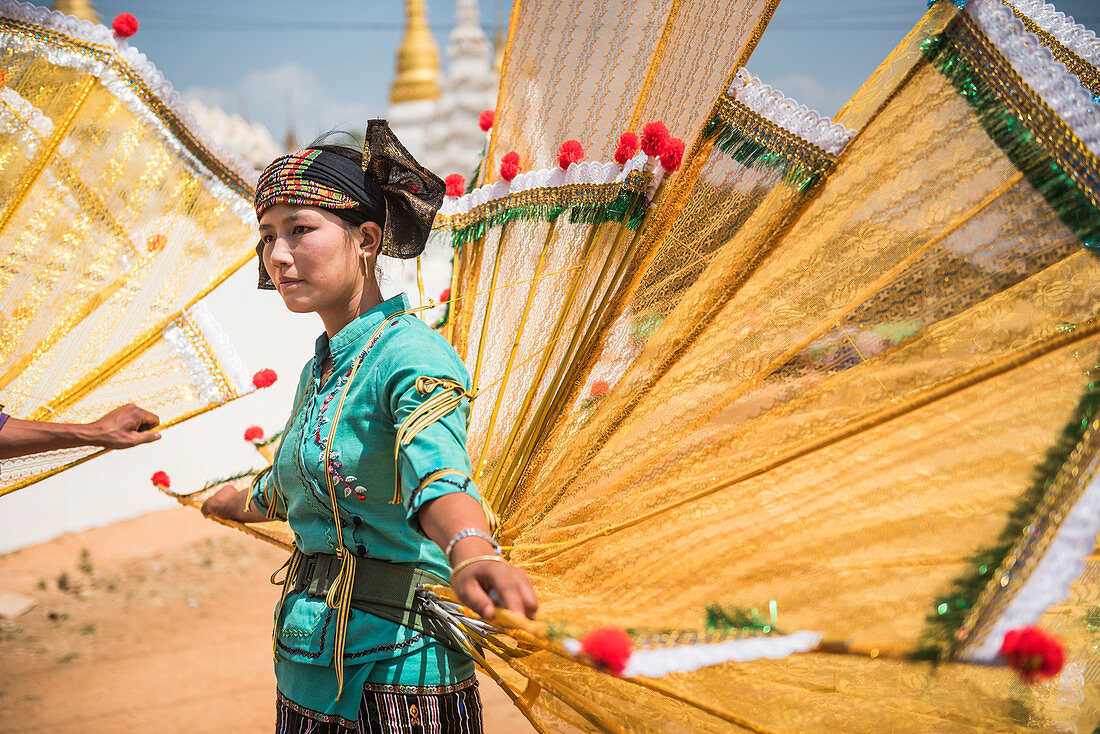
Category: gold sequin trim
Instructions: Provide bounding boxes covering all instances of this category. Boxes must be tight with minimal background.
[439,169,649,233]
[710,94,837,175]
[950,13,1100,213]
[1000,0,1100,99]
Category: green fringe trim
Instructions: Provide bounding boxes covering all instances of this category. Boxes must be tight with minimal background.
[255,430,283,448]
[916,350,1100,659]
[921,25,1100,248]
[450,186,647,248]
[705,603,781,635]
[465,155,483,195]
[704,115,829,193]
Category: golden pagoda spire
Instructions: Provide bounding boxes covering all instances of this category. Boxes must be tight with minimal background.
[52,0,101,24]
[493,29,505,75]
[390,0,441,104]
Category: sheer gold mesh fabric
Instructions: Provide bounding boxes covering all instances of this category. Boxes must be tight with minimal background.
[440,3,1100,731]
[0,308,249,495]
[485,0,778,180]
[0,17,258,493]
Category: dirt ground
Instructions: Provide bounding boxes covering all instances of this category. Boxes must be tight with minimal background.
[0,507,535,733]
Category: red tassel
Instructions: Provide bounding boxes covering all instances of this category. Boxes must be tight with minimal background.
[243,425,264,442]
[640,121,670,158]
[444,173,465,197]
[999,626,1065,681]
[499,151,521,182]
[252,368,278,389]
[478,109,495,132]
[580,628,633,676]
[112,13,139,38]
[590,380,609,398]
[439,287,451,303]
[150,470,170,489]
[614,132,640,165]
[557,139,585,170]
[660,137,686,173]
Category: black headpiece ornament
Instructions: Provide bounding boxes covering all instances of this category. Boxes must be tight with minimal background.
[253,119,444,289]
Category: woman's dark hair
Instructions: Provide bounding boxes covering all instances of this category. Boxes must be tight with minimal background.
[307,132,386,232]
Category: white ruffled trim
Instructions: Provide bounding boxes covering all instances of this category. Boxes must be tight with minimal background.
[621,631,823,678]
[0,85,52,141]
[1005,0,1100,69]
[962,467,1100,662]
[438,152,649,218]
[161,308,247,405]
[967,0,1100,157]
[726,68,854,156]
[185,303,253,397]
[0,0,257,194]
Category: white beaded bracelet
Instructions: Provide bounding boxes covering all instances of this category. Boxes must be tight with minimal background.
[445,528,501,563]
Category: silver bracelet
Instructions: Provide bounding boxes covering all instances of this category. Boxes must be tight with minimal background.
[445,528,500,563]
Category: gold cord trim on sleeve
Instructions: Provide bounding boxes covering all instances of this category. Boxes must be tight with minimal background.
[393,376,477,505]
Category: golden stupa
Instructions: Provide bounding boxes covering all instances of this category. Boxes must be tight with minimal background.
[51,0,100,24]
[390,0,441,104]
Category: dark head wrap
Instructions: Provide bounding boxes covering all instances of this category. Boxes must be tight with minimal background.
[253,119,444,289]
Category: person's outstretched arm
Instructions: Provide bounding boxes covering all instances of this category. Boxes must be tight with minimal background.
[0,403,161,460]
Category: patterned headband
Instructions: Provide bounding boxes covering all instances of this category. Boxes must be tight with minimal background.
[253,120,445,289]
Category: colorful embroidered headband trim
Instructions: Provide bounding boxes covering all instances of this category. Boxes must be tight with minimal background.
[254,148,382,220]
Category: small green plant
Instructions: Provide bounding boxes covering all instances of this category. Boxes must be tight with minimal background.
[79,624,96,635]
[78,548,93,575]
[56,571,70,591]
[37,579,46,591]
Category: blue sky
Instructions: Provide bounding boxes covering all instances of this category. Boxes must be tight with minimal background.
[29,1,1100,147]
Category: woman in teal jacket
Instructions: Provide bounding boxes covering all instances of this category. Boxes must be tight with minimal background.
[203,121,536,732]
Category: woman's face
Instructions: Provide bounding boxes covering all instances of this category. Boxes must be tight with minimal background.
[259,204,374,315]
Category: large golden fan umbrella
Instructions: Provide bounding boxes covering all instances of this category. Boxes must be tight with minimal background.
[172,0,1100,730]
[0,2,263,494]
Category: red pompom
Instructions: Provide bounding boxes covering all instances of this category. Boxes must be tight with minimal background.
[478,109,495,132]
[444,173,465,197]
[243,425,264,443]
[999,626,1065,681]
[614,132,640,165]
[145,233,166,253]
[557,139,585,170]
[150,470,170,489]
[439,287,451,304]
[499,151,521,182]
[660,137,686,173]
[590,380,610,398]
[580,628,633,676]
[112,13,139,38]
[252,368,278,389]
[641,121,670,158]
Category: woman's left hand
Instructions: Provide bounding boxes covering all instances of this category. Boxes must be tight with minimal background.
[450,556,538,621]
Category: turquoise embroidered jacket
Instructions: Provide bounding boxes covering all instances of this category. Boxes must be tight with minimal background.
[249,294,478,719]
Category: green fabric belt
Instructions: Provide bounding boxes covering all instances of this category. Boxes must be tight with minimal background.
[293,552,469,657]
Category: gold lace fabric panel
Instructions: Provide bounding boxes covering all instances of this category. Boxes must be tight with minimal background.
[538,558,1098,734]
[501,48,1100,647]
[0,48,255,420]
[461,218,632,491]
[492,648,1066,733]
[0,314,246,494]
[505,139,805,523]
[166,473,295,550]
[487,0,774,179]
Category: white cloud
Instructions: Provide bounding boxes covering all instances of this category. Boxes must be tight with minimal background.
[182,62,375,151]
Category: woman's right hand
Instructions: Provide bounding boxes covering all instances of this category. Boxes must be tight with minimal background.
[201,484,269,523]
